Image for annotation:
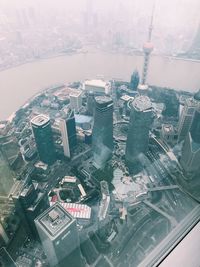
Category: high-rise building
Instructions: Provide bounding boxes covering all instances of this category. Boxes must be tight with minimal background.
[125,95,152,173]
[31,115,55,165]
[35,203,82,267]
[59,109,77,158]
[93,96,113,169]
[86,92,95,115]
[130,70,140,91]
[178,98,196,142]
[19,183,49,237]
[69,90,82,112]
[180,90,200,174]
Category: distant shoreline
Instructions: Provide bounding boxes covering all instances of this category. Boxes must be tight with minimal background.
[1,51,200,74]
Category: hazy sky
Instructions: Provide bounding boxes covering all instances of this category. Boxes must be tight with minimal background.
[0,0,199,43]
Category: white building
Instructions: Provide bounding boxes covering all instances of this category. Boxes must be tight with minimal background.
[84,79,111,95]
[69,90,82,112]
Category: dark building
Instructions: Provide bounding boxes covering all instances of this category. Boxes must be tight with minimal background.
[87,92,95,115]
[31,115,55,165]
[19,183,50,237]
[130,70,140,91]
[35,203,83,267]
[0,247,17,267]
[125,95,152,173]
[92,96,113,169]
[180,90,200,174]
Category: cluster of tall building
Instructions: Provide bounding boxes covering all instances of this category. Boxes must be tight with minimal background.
[91,7,155,172]
[31,109,77,164]
[92,93,153,173]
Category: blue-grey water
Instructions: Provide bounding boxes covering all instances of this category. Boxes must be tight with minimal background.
[0,51,200,120]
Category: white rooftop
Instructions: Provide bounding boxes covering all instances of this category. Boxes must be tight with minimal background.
[31,114,49,126]
[84,79,107,88]
[137,84,149,91]
[132,95,152,111]
[69,90,82,97]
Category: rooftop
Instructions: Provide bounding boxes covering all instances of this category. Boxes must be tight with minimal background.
[185,97,197,107]
[162,124,174,133]
[69,90,82,97]
[137,84,149,91]
[132,95,152,112]
[35,203,73,237]
[31,114,49,126]
[84,79,107,88]
[49,202,91,220]
[75,114,93,124]
[95,96,113,105]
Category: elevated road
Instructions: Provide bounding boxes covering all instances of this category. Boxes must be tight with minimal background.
[148,185,179,192]
[143,200,178,228]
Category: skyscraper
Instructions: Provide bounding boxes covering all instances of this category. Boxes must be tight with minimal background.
[59,109,77,158]
[69,90,82,112]
[130,70,140,91]
[19,183,49,237]
[125,95,152,173]
[31,115,55,165]
[86,92,95,116]
[180,90,200,174]
[93,96,113,169]
[35,203,82,267]
[178,98,196,142]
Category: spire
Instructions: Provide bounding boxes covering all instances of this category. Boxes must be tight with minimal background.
[140,1,156,86]
[148,2,156,42]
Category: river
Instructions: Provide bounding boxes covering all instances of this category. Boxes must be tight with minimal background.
[0,51,200,120]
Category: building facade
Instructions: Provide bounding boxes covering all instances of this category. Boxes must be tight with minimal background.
[69,90,82,112]
[31,115,55,165]
[59,109,77,158]
[125,95,152,173]
[84,80,111,95]
[178,98,196,142]
[130,70,140,91]
[35,203,82,267]
[180,90,200,174]
[92,96,113,169]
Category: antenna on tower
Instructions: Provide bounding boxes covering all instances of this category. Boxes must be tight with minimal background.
[148,1,156,42]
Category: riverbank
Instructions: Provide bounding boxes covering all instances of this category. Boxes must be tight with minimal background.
[0,51,200,120]
[1,49,200,74]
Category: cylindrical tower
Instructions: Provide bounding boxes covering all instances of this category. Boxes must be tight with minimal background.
[31,114,55,165]
[125,95,152,173]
